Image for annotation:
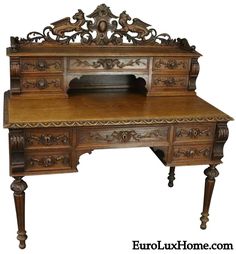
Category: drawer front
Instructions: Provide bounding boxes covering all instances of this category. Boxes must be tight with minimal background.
[153,57,189,73]
[77,126,169,147]
[174,124,215,143]
[172,144,212,163]
[21,76,63,92]
[68,57,148,72]
[151,74,188,89]
[21,58,63,73]
[25,151,72,173]
[25,128,72,148]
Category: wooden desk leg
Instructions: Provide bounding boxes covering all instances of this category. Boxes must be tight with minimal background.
[200,164,219,229]
[168,166,175,187]
[10,177,28,249]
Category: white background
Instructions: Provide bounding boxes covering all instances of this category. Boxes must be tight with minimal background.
[0,0,235,253]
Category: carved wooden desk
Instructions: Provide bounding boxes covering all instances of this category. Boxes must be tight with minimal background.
[4,4,233,249]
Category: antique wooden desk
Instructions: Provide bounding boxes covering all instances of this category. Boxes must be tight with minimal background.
[4,4,233,249]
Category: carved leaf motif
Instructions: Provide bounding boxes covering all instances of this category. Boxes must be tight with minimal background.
[73,58,146,69]
[176,128,211,138]
[26,134,69,146]
[28,155,69,168]
[89,129,161,143]
[153,77,186,87]
[174,148,210,158]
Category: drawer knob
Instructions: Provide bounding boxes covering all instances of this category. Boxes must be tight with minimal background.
[37,60,47,70]
[36,79,48,89]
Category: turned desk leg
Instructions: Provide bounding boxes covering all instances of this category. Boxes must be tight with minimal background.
[168,167,175,187]
[10,177,28,249]
[200,165,219,229]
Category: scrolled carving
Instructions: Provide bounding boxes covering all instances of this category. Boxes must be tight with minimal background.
[188,58,199,91]
[11,4,195,50]
[26,133,69,146]
[89,129,162,143]
[22,79,60,90]
[73,58,146,69]
[154,59,186,70]
[10,177,28,194]
[28,155,70,168]
[153,77,186,87]
[10,57,21,94]
[21,60,62,72]
[176,128,211,138]
[174,148,210,158]
[212,123,229,161]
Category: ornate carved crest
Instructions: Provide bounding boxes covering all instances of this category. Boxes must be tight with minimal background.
[11,4,195,51]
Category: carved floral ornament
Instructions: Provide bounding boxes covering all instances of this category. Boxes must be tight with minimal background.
[10,4,195,51]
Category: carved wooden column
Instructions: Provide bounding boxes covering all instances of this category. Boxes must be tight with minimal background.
[200,164,219,229]
[10,177,28,249]
[167,167,175,187]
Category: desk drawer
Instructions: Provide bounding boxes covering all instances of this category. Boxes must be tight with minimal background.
[151,74,188,88]
[25,151,72,173]
[171,144,212,164]
[77,126,169,148]
[68,57,148,72]
[174,124,215,143]
[25,128,72,148]
[20,58,63,73]
[153,57,190,73]
[21,76,63,92]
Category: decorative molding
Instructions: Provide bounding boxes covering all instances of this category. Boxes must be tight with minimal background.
[89,129,161,143]
[188,58,199,91]
[22,79,60,90]
[176,128,211,138]
[154,59,187,70]
[212,123,229,161]
[5,116,233,129]
[26,134,69,146]
[27,155,70,168]
[10,4,195,50]
[174,148,210,158]
[153,77,186,87]
[73,58,146,70]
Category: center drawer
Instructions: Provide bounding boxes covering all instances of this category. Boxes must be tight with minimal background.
[77,126,170,148]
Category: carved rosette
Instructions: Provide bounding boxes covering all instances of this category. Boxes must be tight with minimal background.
[212,123,229,161]
[11,4,195,50]
[10,57,21,94]
[188,58,199,91]
[174,148,210,159]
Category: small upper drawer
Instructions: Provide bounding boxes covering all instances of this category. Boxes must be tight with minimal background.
[20,58,63,73]
[21,76,63,92]
[25,128,72,148]
[152,74,188,88]
[153,57,189,73]
[174,124,215,143]
[68,57,148,72]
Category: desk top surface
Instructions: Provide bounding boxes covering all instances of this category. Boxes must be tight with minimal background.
[4,92,232,129]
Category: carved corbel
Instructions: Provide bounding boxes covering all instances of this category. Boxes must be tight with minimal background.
[212,123,229,161]
[9,129,25,175]
[188,58,199,91]
[10,57,21,94]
